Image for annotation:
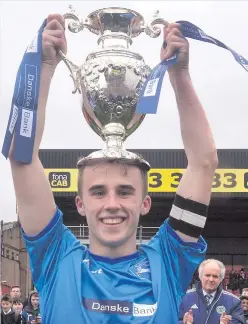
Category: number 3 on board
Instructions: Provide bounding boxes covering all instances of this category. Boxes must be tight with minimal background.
[149,172,162,188]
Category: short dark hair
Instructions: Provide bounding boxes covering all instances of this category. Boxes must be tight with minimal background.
[240,295,248,301]
[11,285,20,291]
[12,297,23,305]
[1,294,12,303]
[30,292,39,298]
[77,157,149,198]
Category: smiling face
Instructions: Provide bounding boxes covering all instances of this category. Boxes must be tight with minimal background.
[200,261,222,294]
[241,298,248,311]
[75,161,151,257]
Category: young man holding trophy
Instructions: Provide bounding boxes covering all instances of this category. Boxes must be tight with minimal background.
[6,9,219,323]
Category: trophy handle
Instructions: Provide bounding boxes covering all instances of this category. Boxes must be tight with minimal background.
[59,5,98,94]
[59,50,81,94]
[144,10,169,38]
[63,5,98,34]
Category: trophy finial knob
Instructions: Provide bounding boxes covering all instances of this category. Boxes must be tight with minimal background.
[68,5,74,13]
[153,10,160,19]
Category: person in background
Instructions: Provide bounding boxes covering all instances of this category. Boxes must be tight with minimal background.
[12,298,28,324]
[10,286,22,301]
[229,269,239,296]
[239,269,248,296]
[1,294,19,324]
[179,259,244,324]
[9,286,29,310]
[242,288,248,297]
[240,294,248,323]
[23,292,41,324]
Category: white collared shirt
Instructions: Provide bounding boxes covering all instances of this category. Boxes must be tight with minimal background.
[3,308,12,315]
[202,289,216,305]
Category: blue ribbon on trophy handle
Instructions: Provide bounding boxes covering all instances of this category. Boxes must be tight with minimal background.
[135,10,175,115]
[1,5,100,164]
[136,10,248,114]
[58,8,171,117]
[60,7,248,116]
[2,6,247,164]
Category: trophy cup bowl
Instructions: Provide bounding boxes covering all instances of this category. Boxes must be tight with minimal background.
[61,6,168,168]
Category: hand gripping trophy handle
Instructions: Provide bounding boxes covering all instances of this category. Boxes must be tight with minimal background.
[57,6,169,169]
[59,7,169,94]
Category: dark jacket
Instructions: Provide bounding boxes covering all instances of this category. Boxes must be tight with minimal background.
[244,311,248,324]
[179,282,245,324]
[1,309,20,324]
[239,275,248,292]
[22,298,29,309]
[18,312,27,324]
[10,308,27,324]
[229,272,239,290]
[23,292,40,324]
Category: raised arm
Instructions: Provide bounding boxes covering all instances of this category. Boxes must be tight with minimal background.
[161,23,218,242]
[9,14,67,236]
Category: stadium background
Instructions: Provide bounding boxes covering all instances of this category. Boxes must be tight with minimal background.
[40,148,248,269]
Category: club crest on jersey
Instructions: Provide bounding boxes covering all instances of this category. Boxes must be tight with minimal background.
[82,259,90,268]
[130,257,151,279]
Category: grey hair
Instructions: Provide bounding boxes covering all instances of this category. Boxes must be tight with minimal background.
[198,259,226,281]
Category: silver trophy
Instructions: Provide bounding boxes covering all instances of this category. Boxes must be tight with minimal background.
[61,6,168,169]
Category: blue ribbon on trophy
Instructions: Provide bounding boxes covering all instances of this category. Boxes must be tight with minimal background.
[136,20,248,114]
[2,17,248,163]
[1,20,46,163]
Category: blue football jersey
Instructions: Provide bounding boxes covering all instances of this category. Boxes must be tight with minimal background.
[22,208,206,323]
